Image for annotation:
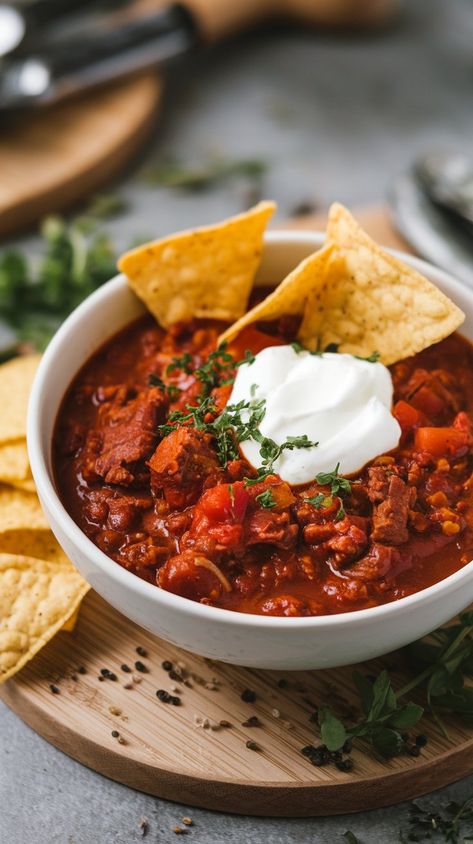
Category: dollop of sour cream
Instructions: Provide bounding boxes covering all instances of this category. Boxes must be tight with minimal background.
[228,345,401,485]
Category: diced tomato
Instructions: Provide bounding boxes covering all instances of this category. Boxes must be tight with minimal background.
[227,326,286,360]
[410,386,446,419]
[393,400,424,435]
[414,427,469,458]
[198,481,249,523]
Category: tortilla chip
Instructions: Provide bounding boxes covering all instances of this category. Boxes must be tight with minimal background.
[219,244,333,345]
[0,528,63,561]
[220,203,464,365]
[0,439,29,483]
[8,477,36,494]
[0,355,41,442]
[0,485,49,533]
[0,553,89,683]
[118,201,276,327]
[61,606,80,632]
[299,204,465,364]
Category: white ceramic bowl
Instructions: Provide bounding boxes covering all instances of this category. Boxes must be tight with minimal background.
[27,231,473,670]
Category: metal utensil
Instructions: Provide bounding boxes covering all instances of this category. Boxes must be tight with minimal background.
[389,169,473,288]
[0,0,399,115]
[415,150,473,237]
[0,5,196,114]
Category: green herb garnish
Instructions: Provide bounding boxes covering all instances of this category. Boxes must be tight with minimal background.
[311,612,473,762]
[139,156,267,192]
[355,351,380,363]
[166,352,194,375]
[235,349,256,367]
[304,493,332,508]
[316,463,352,498]
[400,797,473,843]
[255,489,276,509]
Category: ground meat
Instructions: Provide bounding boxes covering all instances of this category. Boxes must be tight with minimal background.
[149,427,221,508]
[246,510,298,550]
[82,387,167,487]
[371,475,412,544]
[258,595,318,617]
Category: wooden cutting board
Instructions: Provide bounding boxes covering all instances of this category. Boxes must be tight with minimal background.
[0,74,161,238]
[3,209,470,818]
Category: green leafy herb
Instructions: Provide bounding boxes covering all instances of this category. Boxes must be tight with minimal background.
[194,343,235,390]
[139,156,267,192]
[304,492,332,509]
[166,352,194,375]
[245,433,318,486]
[235,349,256,367]
[291,341,306,354]
[343,833,362,844]
[255,489,276,509]
[400,796,473,843]
[355,351,380,363]
[148,373,165,389]
[311,612,473,763]
[316,463,352,498]
[335,504,346,521]
[0,215,117,349]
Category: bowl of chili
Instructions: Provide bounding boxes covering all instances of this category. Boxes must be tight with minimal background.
[27,229,473,669]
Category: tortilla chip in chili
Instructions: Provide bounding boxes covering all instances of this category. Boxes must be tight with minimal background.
[118,201,276,327]
[0,553,89,683]
[220,204,464,365]
[0,355,40,442]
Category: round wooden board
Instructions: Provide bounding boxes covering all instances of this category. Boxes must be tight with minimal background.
[1,208,470,817]
[0,74,162,238]
[1,590,473,817]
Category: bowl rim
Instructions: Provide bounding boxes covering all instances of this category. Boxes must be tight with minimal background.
[27,228,473,630]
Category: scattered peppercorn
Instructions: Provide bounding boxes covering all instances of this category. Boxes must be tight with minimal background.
[246,740,261,751]
[156,689,172,703]
[78,666,87,675]
[136,646,148,657]
[121,664,131,673]
[416,734,428,748]
[241,688,256,703]
[242,715,260,727]
[111,730,119,738]
[162,660,173,671]
[219,720,232,728]
[49,684,60,694]
[98,676,105,682]
[71,674,78,682]
[108,672,118,681]
[171,695,181,706]
[409,745,421,757]
[336,759,354,772]
[169,669,181,682]
[134,661,148,673]
[100,668,111,677]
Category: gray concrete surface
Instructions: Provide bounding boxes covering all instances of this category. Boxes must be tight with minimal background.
[2,0,473,840]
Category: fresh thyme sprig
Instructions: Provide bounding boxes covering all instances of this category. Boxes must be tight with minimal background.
[312,612,473,762]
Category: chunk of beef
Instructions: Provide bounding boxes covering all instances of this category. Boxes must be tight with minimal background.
[148,427,220,508]
[303,514,369,568]
[246,510,298,550]
[82,387,166,487]
[371,475,412,544]
[343,543,401,581]
[367,466,390,504]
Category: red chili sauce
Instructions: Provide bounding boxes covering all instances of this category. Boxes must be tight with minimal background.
[53,308,473,617]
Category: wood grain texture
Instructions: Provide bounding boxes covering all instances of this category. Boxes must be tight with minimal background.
[0,75,161,237]
[1,209,469,817]
[1,589,473,816]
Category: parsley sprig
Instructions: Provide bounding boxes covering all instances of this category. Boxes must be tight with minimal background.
[303,464,352,521]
